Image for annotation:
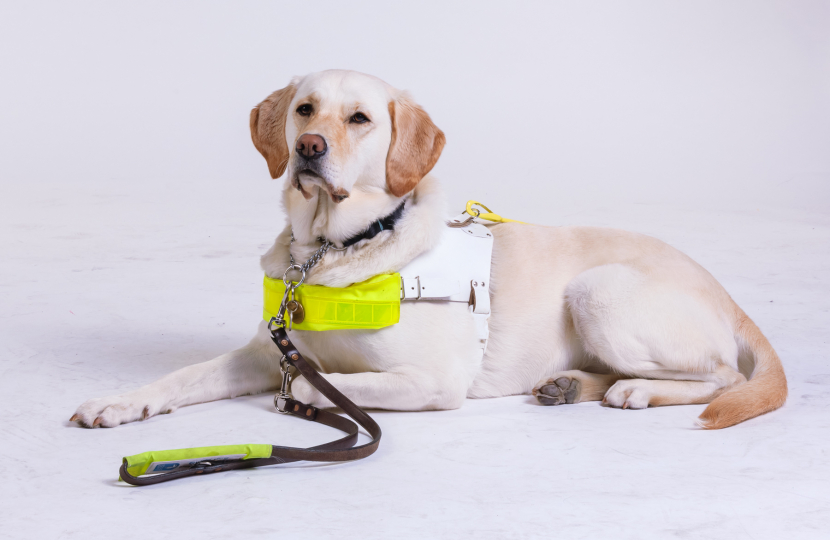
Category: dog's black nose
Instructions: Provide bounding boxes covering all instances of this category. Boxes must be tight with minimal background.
[296,133,327,159]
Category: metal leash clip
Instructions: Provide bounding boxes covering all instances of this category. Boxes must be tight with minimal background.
[274,355,293,414]
[267,313,294,414]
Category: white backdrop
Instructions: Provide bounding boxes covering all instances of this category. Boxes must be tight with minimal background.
[2,3,829,539]
[1,1,828,217]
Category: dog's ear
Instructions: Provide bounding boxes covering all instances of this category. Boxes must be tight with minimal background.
[250,83,297,179]
[385,95,446,197]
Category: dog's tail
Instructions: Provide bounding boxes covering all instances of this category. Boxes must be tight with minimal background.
[698,313,787,429]
[698,310,787,429]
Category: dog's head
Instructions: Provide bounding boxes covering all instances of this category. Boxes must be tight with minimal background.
[250,70,445,203]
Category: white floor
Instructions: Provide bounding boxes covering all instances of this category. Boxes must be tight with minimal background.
[2,180,828,540]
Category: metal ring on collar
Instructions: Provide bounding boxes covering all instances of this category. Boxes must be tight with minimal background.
[282,264,306,287]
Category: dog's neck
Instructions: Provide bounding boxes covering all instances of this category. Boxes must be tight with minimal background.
[260,175,447,287]
[286,183,407,247]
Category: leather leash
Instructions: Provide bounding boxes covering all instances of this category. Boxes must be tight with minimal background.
[118,325,382,485]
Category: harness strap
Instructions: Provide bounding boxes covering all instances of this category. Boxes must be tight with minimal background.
[118,327,381,485]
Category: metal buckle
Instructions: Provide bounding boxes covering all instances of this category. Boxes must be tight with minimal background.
[447,208,480,228]
[268,316,285,334]
[447,214,475,228]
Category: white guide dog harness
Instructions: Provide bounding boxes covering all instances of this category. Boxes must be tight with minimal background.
[398,219,494,351]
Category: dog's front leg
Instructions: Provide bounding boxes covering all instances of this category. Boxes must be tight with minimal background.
[71,323,283,428]
[291,370,468,411]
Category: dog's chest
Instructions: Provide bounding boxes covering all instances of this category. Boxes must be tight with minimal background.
[287,300,482,375]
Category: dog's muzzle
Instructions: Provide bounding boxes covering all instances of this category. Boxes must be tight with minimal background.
[291,134,350,203]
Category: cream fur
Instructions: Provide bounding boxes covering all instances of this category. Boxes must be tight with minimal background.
[71,70,787,430]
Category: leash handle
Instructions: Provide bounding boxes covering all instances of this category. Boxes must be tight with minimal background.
[119,327,381,486]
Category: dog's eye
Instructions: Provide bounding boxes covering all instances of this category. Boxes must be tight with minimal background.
[296,104,313,116]
[350,112,370,124]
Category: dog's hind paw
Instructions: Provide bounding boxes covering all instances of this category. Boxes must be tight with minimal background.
[602,380,650,410]
[532,376,581,406]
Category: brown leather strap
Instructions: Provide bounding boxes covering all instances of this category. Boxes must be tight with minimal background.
[119,327,381,485]
[269,327,382,461]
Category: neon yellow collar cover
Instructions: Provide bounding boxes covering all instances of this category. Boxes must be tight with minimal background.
[263,273,402,331]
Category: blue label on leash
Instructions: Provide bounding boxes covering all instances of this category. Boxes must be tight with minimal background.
[145,454,246,474]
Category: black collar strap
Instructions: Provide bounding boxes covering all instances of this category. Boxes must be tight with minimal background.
[338,200,407,248]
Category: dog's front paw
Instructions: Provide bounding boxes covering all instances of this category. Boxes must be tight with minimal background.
[70,392,175,428]
[290,376,334,409]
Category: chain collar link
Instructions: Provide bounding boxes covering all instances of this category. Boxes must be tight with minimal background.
[288,230,337,278]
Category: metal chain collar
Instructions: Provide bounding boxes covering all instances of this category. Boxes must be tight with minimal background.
[268,232,333,333]
[288,230,333,278]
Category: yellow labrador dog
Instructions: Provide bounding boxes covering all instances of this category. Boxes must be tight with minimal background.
[72,70,786,430]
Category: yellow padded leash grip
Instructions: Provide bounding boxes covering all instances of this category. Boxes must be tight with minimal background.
[121,444,272,479]
[465,200,525,224]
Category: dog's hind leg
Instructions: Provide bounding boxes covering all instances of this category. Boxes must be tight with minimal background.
[562,263,746,412]
[601,365,746,409]
[532,371,623,405]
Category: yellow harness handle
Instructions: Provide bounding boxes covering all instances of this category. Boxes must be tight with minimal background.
[465,200,525,224]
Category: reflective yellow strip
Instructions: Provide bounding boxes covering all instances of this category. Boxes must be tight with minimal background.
[263,273,401,331]
[465,200,526,224]
[123,444,272,477]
